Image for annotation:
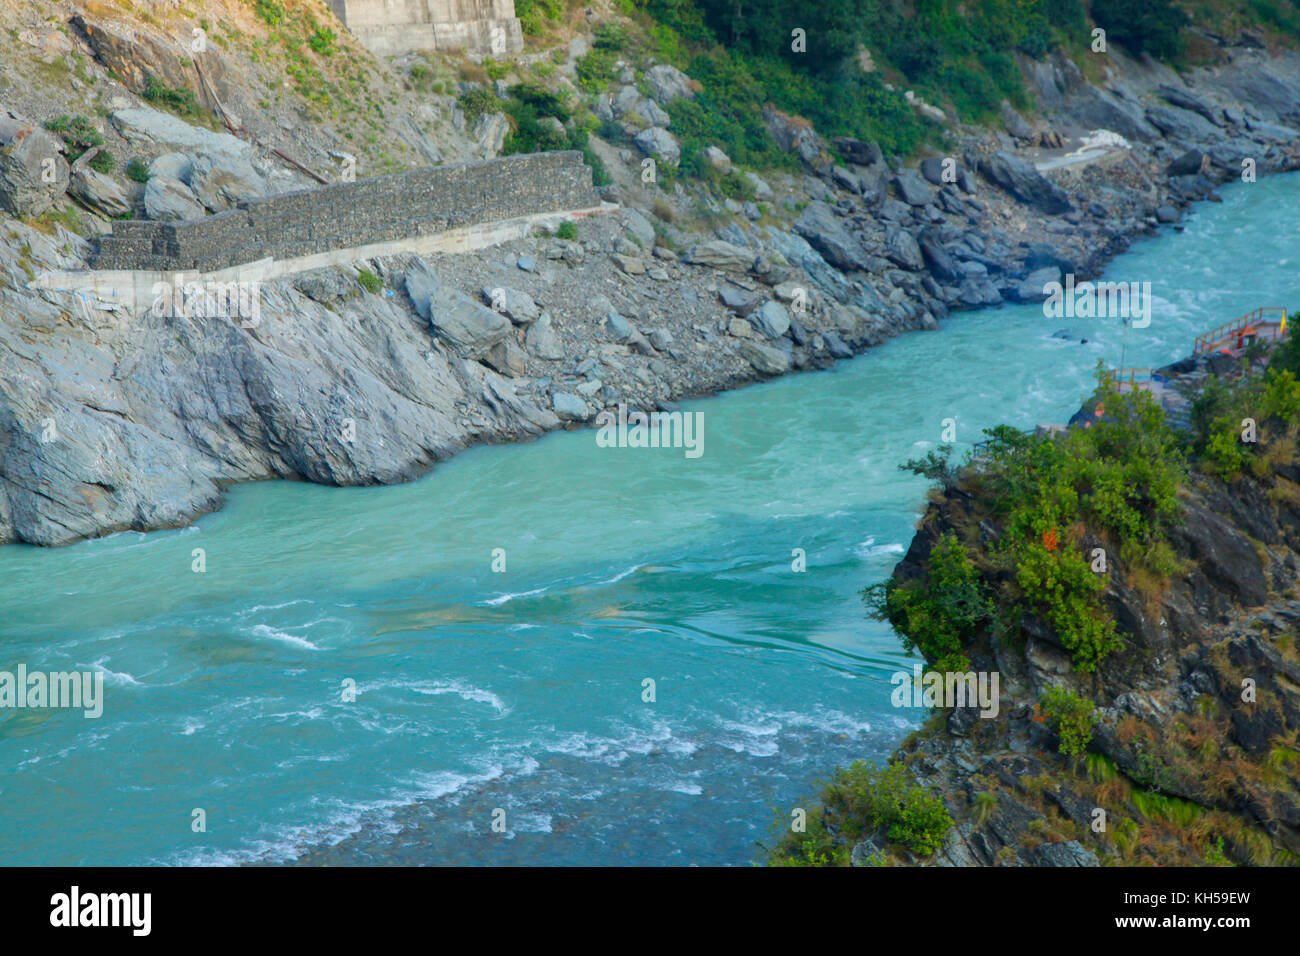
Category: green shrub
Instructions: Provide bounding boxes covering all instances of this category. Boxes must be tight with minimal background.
[556,220,578,240]
[771,762,952,865]
[250,0,284,26]
[866,532,990,673]
[43,115,103,163]
[575,47,618,92]
[125,158,151,183]
[308,28,337,57]
[457,87,499,124]
[1262,368,1300,421]
[87,150,114,174]
[356,269,382,293]
[1091,0,1190,61]
[1038,687,1097,757]
[142,74,200,117]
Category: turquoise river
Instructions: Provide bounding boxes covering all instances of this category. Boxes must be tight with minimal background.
[3,173,1298,865]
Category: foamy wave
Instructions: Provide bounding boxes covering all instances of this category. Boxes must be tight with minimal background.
[479,586,548,606]
[248,624,320,651]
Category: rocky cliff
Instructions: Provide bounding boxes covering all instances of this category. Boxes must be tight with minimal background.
[796,357,1300,867]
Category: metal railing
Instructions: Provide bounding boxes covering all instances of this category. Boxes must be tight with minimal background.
[1193,306,1287,353]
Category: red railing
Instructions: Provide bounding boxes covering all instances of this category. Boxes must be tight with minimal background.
[1194,306,1287,353]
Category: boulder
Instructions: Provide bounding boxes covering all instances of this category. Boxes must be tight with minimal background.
[187,151,267,212]
[621,207,656,247]
[793,201,869,271]
[738,339,791,374]
[718,286,761,316]
[999,100,1035,140]
[68,168,130,218]
[1015,265,1061,303]
[979,151,1071,214]
[884,226,925,271]
[918,157,948,185]
[524,314,565,360]
[703,145,732,173]
[832,136,882,166]
[644,64,696,104]
[0,109,69,216]
[1145,104,1222,145]
[634,127,680,165]
[1157,84,1219,125]
[764,105,828,169]
[481,286,540,325]
[428,287,512,359]
[750,300,791,339]
[484,337,528,377]
[111,107,249,161]
[894,170,934,206]
[1166,148,1205,176]
[404,257,441,319]
[683,240,756,272]
[143,176,205,221]
[552,391,592,422]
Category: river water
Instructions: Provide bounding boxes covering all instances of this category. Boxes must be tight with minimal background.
[3,173,1297,866]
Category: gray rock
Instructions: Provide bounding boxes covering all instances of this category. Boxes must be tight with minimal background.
[1016,265,1061,303]
[919,157,948,185]
[0,109,69,216]
[187,151,267,212]
[738,339,791,374]
[473,111,508,156]
[765,105,828,169]
[1145,104,1222,145]
[647,328,673,351]
[111,107,249,160]
[148,152,192,181]
[1155,204,1180,223]
[1158,84,1219,125]
[621,207,656,247]
[143,176,205,221]
[68,168,130,218]
[524,314,565,360]
[831,137,882,166]
[793,201,869,271]
[979,151,1071,214]
[894,170,934,206]
[683,240,756,272]
[718,286,761,316]
[744,171,773,201]
[633,126,680,165]
[428,287,512,358]
[999,100,1035,139]
[605,311,635,342]
[644,64,695,104]
[481,286,540,325]
[552,391,592,422]
[750,300,791,339]
[404,257,441,319]
[1167,148,1205,176]
[885,226,925,271]
[822,330,853,359]
[484,336,528,377]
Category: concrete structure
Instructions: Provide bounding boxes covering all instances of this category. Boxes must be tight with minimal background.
[89,151,600,273]
[325,0,523,57]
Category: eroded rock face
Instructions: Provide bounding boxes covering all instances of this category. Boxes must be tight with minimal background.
[0,109,68,217]
[874,403,1300,866]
